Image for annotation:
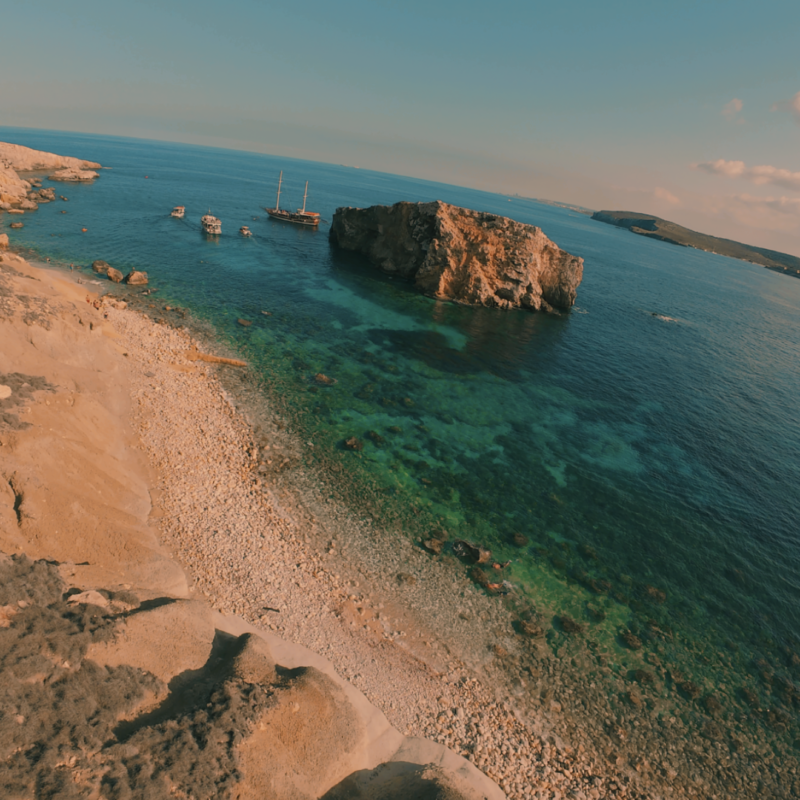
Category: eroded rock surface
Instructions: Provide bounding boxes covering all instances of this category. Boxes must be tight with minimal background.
[330,200,583,311]
[0,553,499,800]
[0,141,100,210]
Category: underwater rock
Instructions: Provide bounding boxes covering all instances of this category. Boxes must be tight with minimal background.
[621,630,643,650]
[633,669,656,685]
[644,584,667,603]
[453,539,491,564]
[330,200,584,311]
[558,616,584,635]
[366,430,385,445]
[314,373,337,386]
[343,436,363,451]
[423,538,444,555]
[469,566,489,587]
[237,318,252,327]
[678,680,702,700]
[520,619,545,638]
[703,694,723,715]
[512,532,529,548]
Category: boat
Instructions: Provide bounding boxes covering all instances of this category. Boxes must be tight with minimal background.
[265,171,320,227]
[170,205,185,218]
[239,226,252,237]
[201,211,221,235]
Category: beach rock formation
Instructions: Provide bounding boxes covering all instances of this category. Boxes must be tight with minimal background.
[0,234,8,248]
[0,551,501,800]
[49,167,100,182]
[330,201,583,311]
[107,267,124,283]
[92,259,111,275]
[0,141,101,209]
[125,269,149,285]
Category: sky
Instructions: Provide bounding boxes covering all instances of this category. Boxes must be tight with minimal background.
[2,0,800,254]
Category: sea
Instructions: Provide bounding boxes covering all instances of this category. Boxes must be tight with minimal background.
[3,127,800,750]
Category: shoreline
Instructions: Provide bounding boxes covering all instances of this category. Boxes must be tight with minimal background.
[2,142,798,797]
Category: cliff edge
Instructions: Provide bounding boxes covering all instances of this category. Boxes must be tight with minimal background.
[330,201,584,311]
[0,141,100,209]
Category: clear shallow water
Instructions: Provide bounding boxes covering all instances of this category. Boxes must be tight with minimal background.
[4,127,800,716]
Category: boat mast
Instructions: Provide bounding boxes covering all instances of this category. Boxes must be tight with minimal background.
[275,171,283,210]
[301,181,308,213]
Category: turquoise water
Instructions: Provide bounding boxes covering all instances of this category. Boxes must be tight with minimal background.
[4,127,800,726]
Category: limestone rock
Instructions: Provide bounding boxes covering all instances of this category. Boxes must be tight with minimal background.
[10,222,23,229]
[92,259,111,275]
[48,167,99,182]
[330,200,584,311]
[0,141,101,172]
[323,762,492,800]
[107,267,124,283]
[124,270,148,285]
[86,598,214,684]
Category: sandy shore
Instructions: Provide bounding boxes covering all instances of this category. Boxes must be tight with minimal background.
[1,245,795,800]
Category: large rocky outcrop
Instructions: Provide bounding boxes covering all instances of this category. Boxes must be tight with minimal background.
[0,141,101,209]
[0,552,504,800]
[330,200,583,311]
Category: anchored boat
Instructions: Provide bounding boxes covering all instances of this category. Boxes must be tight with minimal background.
[265,171,320,227]
[201,211,221,235]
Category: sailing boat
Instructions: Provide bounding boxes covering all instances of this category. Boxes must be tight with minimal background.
[265,171,320,227]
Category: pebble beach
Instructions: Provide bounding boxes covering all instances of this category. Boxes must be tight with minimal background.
[87,275,796,800]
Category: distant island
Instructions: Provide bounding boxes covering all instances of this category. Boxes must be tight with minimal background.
[592,210,800,278]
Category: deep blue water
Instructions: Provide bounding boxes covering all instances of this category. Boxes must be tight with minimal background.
[4,127,800,701]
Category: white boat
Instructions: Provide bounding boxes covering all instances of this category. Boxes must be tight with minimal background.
[265,172,320,227]
[201,211,221,235]
[239,226,252,237]
[171,205,185,218]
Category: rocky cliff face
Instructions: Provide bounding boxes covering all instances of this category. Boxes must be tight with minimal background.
[330,201,584,311]
[0,141,100,210]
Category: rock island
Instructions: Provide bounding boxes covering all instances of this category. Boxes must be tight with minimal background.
[330,201,584,312]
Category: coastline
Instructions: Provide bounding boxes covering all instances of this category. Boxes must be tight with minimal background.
[1,138,798,799]
[0,249,505,799]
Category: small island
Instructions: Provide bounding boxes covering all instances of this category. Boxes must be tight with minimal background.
[330,201,584,312]
[592,210,800,277]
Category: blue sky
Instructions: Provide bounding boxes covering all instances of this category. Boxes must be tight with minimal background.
[3,0,800,253]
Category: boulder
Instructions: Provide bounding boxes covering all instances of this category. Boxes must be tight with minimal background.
[10,222,23,229]
[86,598,214,684]
[48,168,99,182]
[330,201,584,311]
[92,259,111,275]
[19,199,38,211]
[124,270,148,285]
[107,267,124,283]
[0,233,8,248]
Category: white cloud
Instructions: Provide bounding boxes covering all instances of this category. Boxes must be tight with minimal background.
[654,186,680,205]
[694,159,800,191]
[734,193,800,216]
[770,90,800,121]
[722,98,743,122]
